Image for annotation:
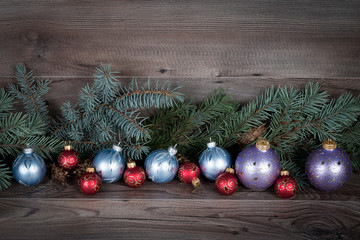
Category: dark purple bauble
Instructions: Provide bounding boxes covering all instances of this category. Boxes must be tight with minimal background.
[305,140,352,191]
[235,140,281,190]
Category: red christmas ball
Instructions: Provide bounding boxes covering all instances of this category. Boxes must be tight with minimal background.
[79,168,102,195]
[58,145,79,170]
[274,171,298,198]
[215,168,238,195]
[178,162,201,187]
[124,161,146,188]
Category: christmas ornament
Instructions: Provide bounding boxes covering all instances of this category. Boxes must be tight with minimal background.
[145,146,179,183]
[12,147,47,186]
[274,170,298,198]
[178,162,201,187]
[199,141,232,181]
[58,144,79,170]
[235,139,281,190]
[123,161,146,188]
[305,139,352,191]
[78,167,102,195]
[215,168,238,195]
[92,145,126,183]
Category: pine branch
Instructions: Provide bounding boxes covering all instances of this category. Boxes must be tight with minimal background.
[7,64,51,128]
[0,88,14,116]
[148,89,237,156]
[0,160,12,191]
[53,64,183,159]
[148,83,359,190]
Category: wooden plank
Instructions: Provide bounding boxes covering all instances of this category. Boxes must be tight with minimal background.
[0,199,359,239]
[0,1,359,77]
[1,174,360,201]
[1,175,360,239]
[0,77,359,117]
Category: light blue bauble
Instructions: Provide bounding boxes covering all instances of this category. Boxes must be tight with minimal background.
[12,148,47,186]
[199,141,232,181]
[93,145,126,183]
[145,147,179,183]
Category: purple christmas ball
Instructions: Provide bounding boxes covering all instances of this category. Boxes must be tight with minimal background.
[305,139,352,191]
[235,139,281,190]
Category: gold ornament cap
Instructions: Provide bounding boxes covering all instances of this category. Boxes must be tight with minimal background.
[280,170,290,176]
[127,161,136,169]
[256,139,270,151]
[225,168,235,174]
[86,167,95,173]
[322,139,337,150]
[64,144,73,151]
[192,178,200,188]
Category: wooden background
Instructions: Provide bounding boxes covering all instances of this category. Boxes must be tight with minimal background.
[1,1,360,239]
[0,0,360,115]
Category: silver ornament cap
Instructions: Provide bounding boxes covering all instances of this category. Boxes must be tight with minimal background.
[24,148,33,154]
[168,146,177,156]
[112,145,122,152]
[207,141,216,148]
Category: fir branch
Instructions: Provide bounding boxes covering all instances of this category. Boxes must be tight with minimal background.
[53,64,183,159]
[148,83,359,190]
[219,86,279,148]
[7,64,51,127]
[0,88,14,116]
[0,160,12,191]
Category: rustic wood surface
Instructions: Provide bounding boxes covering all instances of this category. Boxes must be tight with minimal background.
[1,77,360,117]
[0,175,360,240]
[1,1,360,239]
[0,0,359,78]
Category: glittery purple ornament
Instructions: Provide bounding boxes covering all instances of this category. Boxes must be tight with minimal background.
[235,139,281,190]
[305,139,352,191]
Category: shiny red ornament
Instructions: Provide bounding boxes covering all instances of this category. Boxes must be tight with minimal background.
[79,168,102,195]
[215,168,238,195]
[58,145,79,170]
[124,161,146,188]
[178,162,201,187]
[274,170,298,198]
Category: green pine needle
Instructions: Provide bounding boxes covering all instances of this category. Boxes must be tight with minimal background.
[0,160,12,191]
[53,64,184,159]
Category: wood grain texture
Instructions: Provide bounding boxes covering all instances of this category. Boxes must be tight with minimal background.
[1,77,359,117]
[0,0,359,77]
[1,175,360,240]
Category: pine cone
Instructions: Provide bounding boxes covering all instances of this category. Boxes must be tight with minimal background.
[176,153,191,165]
[237,123,267,146]
[50,163,70,186]
[73,159,93,177]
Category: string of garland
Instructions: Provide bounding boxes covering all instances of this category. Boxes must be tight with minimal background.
[0,64,359,191]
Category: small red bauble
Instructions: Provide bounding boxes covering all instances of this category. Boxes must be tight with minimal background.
[58,145,79,170]
[124,161,146,188]
[274,170,298,198]
[178,162,201,187]
[79,168,102,195]
[215,168,238,195]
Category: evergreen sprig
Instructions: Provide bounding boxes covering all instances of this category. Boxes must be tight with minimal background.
[148,83,360,190]
[7,64,51,128]
[147,89,238,157]
[53,64,183,159]
[0,160,12,191]
[0,88,62,159]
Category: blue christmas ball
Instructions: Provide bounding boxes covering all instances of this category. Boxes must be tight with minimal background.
[12,148,47,186]
[235,139,280,190]
[145,147,179,183]
[93,145,126,183]
[199,141,232,181]
[306,139,352,191]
